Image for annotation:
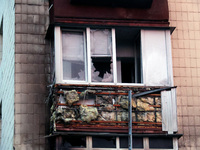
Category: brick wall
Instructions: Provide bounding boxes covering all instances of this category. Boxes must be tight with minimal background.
[14,0,50,149]
[0,0,15,150]
[169,0,200,149]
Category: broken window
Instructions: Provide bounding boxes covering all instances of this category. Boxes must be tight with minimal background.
[57,27,141,84]
[55,27,173,87]
[90,29,113,82]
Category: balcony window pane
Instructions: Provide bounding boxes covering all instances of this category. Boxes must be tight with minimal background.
[90,29,113,82]
[62,31,86,81]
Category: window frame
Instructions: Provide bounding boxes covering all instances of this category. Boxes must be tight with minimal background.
[55,26,173,87]
[59,136,178,150]
[55,26,144,86]
[61,29,87,82]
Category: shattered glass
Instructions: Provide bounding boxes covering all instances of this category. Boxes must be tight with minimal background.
[90,29,113,82]
[91,57,113,82]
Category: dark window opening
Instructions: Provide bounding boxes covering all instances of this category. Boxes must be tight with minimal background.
[91,57,113,82]
[62,136,86,148]
[92,136,116,148]
[92,57,112,78]
[116,28,141,83]
[120,58,135,83]
[119,137,143,148]
[149,137,173,149]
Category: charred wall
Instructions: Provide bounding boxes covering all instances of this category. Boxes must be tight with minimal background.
[49,0,169,27]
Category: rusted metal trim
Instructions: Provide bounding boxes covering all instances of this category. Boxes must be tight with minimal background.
[132,87,176,98]
[55,83,172,89]
[57,91,161,97]
[57,121,162,125]
[56,128,163,133]
[56,103,161,109]
[53,18,170,28]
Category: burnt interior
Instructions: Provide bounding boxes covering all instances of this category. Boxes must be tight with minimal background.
[91,57,112,78]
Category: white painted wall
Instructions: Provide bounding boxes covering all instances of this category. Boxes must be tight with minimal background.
[0,0,15,149]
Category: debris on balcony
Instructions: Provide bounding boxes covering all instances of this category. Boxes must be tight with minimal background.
[99,111,115,121]
[156,112,162,122]
[80,105,98,122]
[49,85,163,133]
[118,96,136,109]
[102,104,115,111]
[137,98,154,111]
[64,90,79,106]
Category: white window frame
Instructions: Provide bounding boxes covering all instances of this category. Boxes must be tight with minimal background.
[55,26,143,86]
[55,27,173,87]
[141,30,173,87]
[61,29,87,83]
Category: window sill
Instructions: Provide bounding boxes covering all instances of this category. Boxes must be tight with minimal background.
[55,83,171,89]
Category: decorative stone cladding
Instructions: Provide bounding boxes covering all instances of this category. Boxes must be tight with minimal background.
[14,0,50,149]
[169,0,200,150]
[0,0,15,150]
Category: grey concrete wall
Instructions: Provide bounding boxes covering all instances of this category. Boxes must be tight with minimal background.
[14,0,50,149]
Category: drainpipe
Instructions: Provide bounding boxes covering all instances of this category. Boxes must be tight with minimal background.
[128,90,132,150]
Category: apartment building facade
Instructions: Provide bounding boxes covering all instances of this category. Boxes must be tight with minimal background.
[0,0,199,150]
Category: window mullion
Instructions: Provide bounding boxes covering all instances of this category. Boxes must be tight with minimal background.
[112,28,117,84]
[173,138,178,150]
[134,44,138,83]
[86,27,91,84]
[116,137,120,150]
[55,26,63,83]
[144,137,149,150]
